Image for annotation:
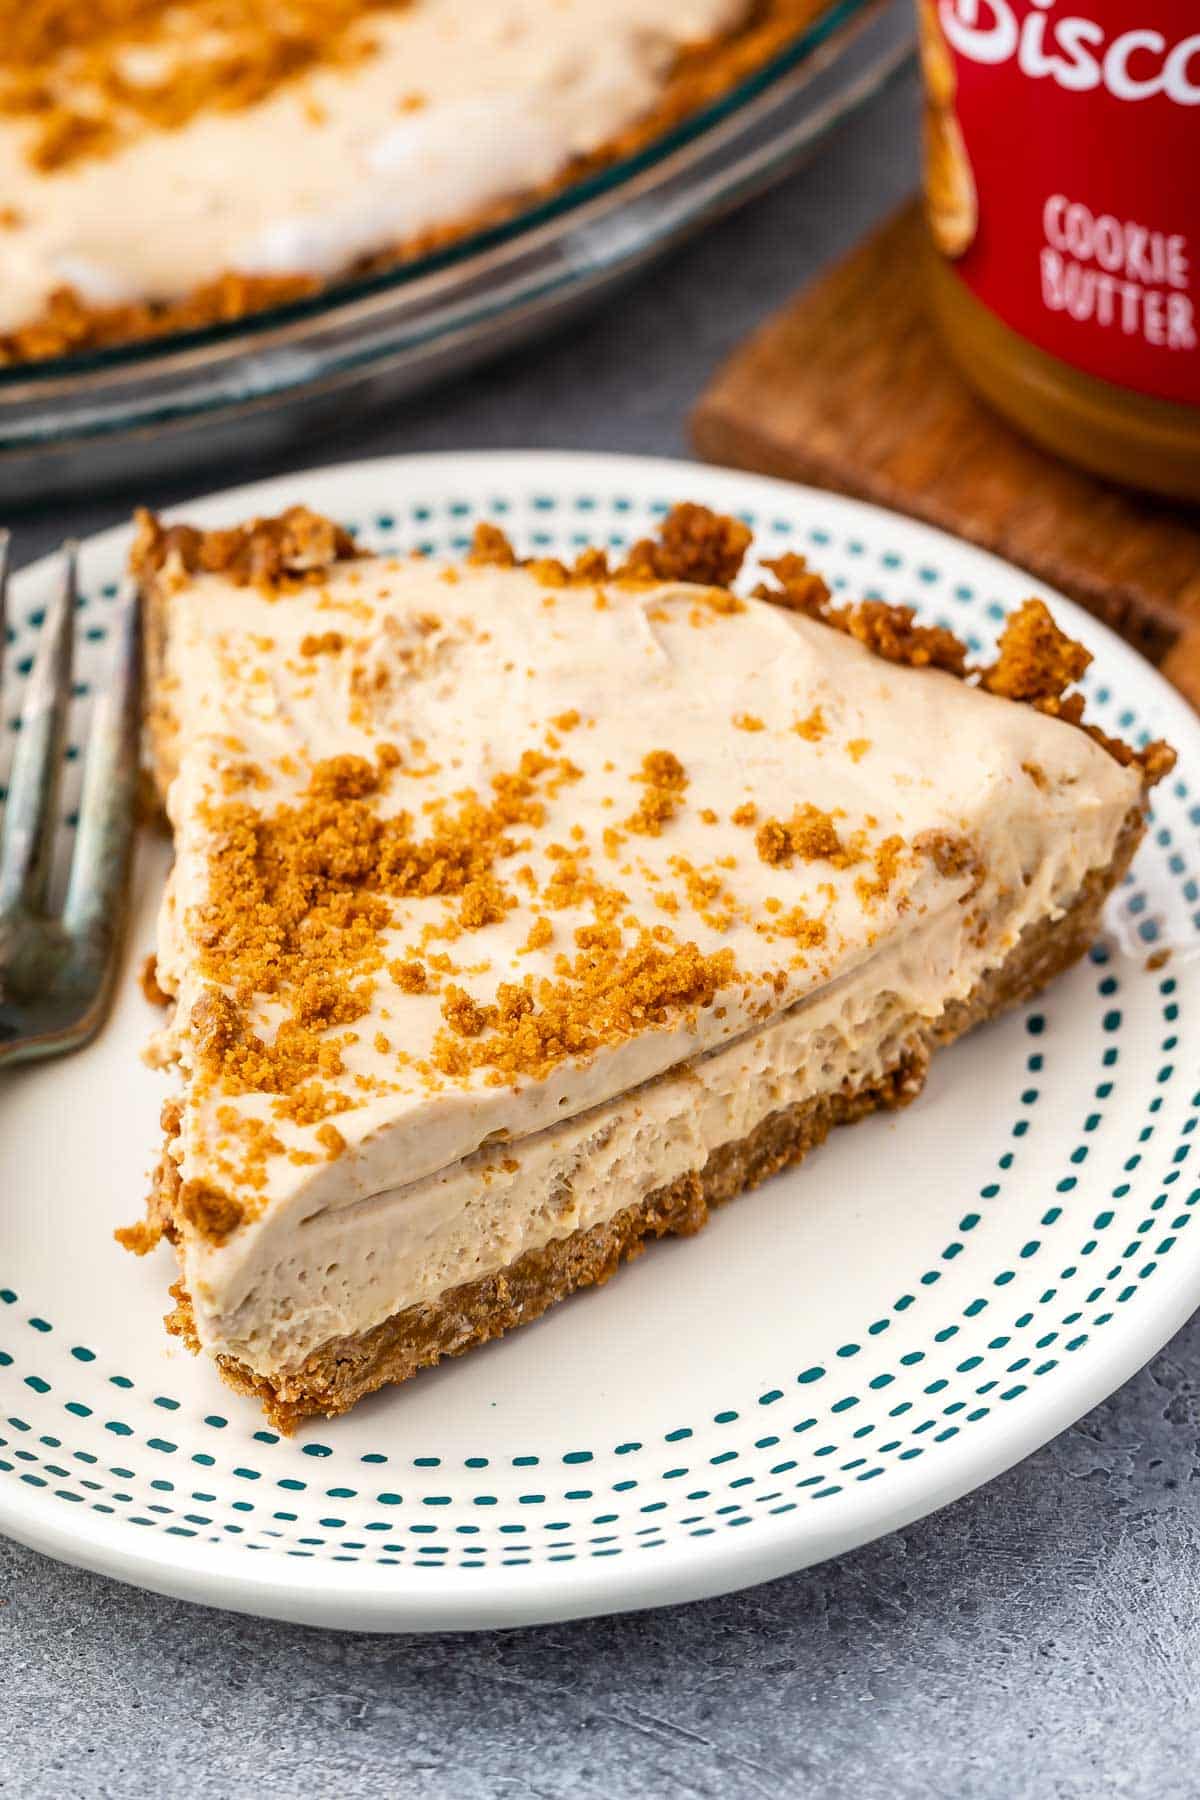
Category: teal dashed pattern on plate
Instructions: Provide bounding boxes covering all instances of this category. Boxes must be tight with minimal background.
[1,456,1198,1626]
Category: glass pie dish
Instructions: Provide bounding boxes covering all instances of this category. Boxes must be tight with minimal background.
[0,0,911,506]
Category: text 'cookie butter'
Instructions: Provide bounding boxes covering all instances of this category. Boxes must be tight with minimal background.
[918,0,1200,502]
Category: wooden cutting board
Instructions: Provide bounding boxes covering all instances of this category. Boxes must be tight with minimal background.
[692,201,1200,712]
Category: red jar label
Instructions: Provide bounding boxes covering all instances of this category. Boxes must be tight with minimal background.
[921,0,1200,407]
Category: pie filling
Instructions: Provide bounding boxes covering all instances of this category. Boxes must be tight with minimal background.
[0,0,825,358]
[123,501,1171,1418]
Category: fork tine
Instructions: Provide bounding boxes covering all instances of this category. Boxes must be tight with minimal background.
[62,582,141,959]
[0,529,10,695]
[0,542,77,917]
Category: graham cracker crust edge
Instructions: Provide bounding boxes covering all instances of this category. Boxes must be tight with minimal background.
[158,804,1147,1432]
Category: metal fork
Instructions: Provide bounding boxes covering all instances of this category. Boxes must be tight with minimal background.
[0,533,141,1068]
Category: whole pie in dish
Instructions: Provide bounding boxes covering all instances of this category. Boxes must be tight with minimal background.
[120,502,1173,1429]
[0,0,830,365]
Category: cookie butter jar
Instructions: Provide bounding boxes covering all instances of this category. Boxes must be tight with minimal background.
[919,0,1200,502]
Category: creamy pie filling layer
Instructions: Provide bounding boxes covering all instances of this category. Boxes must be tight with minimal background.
[0,0,765,343]
[130,507,1154,1389]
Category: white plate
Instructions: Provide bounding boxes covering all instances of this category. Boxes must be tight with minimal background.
[2,452,1198,1633]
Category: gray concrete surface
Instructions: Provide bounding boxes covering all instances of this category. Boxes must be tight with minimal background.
[4,69,1200,1798]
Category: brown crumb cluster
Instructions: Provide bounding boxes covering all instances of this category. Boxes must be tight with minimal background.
[914,828,983,893]
[774,908,827,949]
[431,934,737,1086]
[390,957,427,992]
[757,553,832,616]
[138,952,171,1007]
[457,877,509,930]
[300,629,345,656]
[982,599,1091,702]
[468,522,517,569]
[854,835,906,911]
[522,917,554,953]
[189,984,357,1103]
[316,1122,347,1160]
[131,504,358,593]
[466,503,754,597]
[985,604,1175,782]
[619,503,752,590]
[178,1178,244,1246]
[625,749,688,837]
[756,804,850,869]
[757,553,969,677]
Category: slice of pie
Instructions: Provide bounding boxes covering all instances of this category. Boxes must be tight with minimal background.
[121,503,1172,1429]
[0,0,829,364]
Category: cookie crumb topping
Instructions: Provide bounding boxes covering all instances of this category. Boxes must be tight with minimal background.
[132,504,359,594]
